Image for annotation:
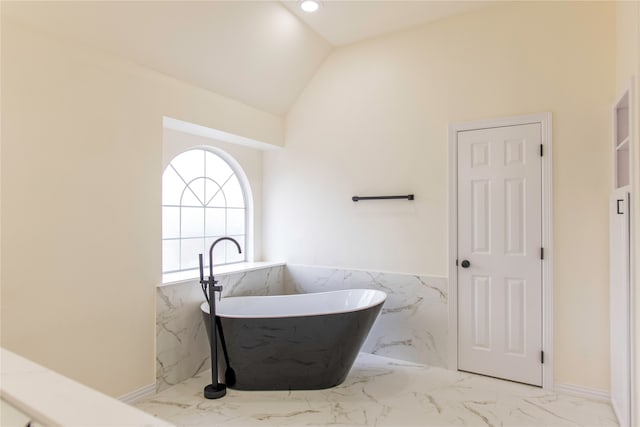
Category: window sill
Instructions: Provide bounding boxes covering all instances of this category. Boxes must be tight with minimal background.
[159,261,285,287]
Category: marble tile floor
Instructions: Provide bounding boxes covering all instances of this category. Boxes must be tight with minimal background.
[134,353,618,427]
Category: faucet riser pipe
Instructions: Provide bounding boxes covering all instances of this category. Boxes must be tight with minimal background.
[204,278,226,399]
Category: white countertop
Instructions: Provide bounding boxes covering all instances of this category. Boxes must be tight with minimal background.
[0,348,174,427]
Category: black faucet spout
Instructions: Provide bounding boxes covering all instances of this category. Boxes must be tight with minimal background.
[208,237,242,279]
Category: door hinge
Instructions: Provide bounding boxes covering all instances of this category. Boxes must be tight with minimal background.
[540,247,544,260]
[455,259,458,266]
[540,144,543,157]
[541,351,544,364]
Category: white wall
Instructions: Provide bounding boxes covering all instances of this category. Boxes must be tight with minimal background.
[264,2,615,391]
[0,18,282,397]
[615,0,640,421]
[162,127,266,263]
[0,0,625,399]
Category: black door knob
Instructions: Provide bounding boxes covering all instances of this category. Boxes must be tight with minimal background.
[461,260,471,268]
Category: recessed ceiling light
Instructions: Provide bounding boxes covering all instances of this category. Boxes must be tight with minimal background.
[299,0,320,13]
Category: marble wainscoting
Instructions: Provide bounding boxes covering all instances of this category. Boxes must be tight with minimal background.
[284,264,448,368]
[156,265,285,392]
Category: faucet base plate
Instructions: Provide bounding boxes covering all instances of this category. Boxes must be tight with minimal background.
[204,383,226,399]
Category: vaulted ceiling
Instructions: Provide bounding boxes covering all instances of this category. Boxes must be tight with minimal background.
[281,1,494,46]
[2,1,493,116]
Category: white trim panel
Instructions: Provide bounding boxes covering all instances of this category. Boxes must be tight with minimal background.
[554,383,610,402]
[118,383,156,404]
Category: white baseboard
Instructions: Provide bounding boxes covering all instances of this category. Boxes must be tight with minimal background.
[118,383,156,404]
[554,383,610,402]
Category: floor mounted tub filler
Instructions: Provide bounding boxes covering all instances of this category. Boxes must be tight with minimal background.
[200,289,386,390]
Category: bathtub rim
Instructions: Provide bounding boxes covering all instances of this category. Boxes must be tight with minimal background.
[200,288,387,319]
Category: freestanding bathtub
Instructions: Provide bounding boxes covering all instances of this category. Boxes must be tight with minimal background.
[200,289,386,390]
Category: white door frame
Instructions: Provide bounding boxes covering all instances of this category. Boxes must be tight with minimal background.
[611,79,635,427]
[448,112,554,389]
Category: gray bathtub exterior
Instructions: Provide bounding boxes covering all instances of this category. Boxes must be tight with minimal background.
[202,299,383,390]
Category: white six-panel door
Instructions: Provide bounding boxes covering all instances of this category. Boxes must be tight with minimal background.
[457,123,543,386]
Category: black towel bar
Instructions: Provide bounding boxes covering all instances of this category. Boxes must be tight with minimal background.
[352,194,414,202]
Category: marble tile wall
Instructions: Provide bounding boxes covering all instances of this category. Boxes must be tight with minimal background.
[285,264,448,368]
[156,266,284,392]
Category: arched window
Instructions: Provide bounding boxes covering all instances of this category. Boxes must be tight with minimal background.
[162,148,247,274]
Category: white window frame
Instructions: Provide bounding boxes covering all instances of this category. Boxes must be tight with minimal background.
[161,146,254,278]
